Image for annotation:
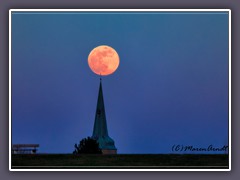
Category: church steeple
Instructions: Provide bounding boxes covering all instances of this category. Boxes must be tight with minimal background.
[92,79,117,154]
[92,79,108,137]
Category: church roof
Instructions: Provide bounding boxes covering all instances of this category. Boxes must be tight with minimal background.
[92,79,116,150]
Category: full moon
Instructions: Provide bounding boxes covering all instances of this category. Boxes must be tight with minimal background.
[88,45,120,76]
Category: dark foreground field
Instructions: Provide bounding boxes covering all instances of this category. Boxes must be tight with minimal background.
[11,154,229,169]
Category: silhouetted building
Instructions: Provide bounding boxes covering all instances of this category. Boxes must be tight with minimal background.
[92,79,117,154]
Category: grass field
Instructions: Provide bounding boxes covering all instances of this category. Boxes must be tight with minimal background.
[11,154,229,169]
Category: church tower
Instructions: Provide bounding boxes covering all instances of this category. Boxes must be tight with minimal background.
[92,79,117,154]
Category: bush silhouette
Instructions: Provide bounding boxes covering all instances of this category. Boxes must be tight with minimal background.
[73,137,102,154]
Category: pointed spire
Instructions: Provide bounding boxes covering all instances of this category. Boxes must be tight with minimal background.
[91,79,117,153]
[92,79,109,138]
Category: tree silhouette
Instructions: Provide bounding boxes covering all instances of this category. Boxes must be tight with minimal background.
[73,137,102,154]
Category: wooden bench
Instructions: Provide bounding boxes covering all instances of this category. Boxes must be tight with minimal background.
[12,144,39,154]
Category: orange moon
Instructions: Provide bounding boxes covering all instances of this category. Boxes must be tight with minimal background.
[88,45,120,76]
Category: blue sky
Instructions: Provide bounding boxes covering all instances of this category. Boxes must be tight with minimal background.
[11,11,229,154]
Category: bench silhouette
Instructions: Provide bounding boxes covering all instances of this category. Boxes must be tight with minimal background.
[12,144,39,154]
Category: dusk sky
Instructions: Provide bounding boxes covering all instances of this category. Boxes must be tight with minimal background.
[11,11,229,154]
